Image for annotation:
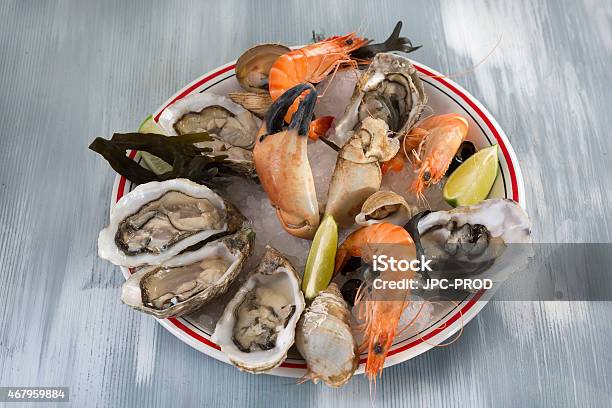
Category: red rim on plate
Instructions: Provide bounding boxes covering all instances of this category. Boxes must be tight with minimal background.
[110,60,525,377]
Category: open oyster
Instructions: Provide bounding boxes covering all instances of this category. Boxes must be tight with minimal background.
[121,228,254,318]
[158,93,259,149]
[410,199,532,286]
[212,246,305,373]
[98,179,245,267]
[334,52,426,145]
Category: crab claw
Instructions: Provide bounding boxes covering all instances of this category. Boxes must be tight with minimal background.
[254,84,320,239]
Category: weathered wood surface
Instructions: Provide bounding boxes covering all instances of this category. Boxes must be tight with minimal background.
[0,0,610,406]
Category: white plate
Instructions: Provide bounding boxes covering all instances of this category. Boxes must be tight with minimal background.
[109,59,526,377]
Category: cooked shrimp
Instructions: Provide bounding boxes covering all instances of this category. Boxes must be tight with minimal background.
[334,223,416,383]
[409,114,468,199]
[334,223,413,275]
[381,114,468,200]
[268,33,369,140]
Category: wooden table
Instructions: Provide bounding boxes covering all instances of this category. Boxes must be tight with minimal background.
[1,0,610,406]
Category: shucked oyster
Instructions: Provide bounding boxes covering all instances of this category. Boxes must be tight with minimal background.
[158,92,259,149]
[334,52,426,145]
[212,246,305,373]
[411,199,532,286]
[121,228,254,318]
[98,179,245,267]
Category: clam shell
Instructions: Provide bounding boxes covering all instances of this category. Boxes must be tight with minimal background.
[228,91,273,118]
[355,190,419,226]
[235,43,290,93]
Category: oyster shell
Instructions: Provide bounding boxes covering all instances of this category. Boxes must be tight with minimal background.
[121,228,254,318]
[296,283,358,387]
[98,179,245,267]
[158,92,259,149]
[235,43,290,93]
[212,246,305,373]
[412,199,532,286]
[334,52,426,145]
[355,190,420,226]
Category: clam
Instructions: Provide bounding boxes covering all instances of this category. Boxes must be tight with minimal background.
[296,283,359,387]
[355,190,420,226]
[409,199,532,286]
[98,179,245,267]
[228,91,273,119]
[121,228,254,318]
[334,52,427,145]
[235,43,290,93]
[158,92,259,149]
[212,246,305,373]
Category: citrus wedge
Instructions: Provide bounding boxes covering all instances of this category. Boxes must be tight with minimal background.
[443,144,499,207]
[302,214,338,302]
[138,115,173,175]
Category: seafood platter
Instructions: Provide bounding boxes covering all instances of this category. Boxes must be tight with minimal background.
[91,22,531,386]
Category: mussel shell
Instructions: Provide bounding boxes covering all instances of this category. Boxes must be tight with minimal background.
[236,43,291,93]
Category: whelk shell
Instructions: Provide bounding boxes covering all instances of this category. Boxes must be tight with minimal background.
[355,190,420,226]
[295,283,358,387]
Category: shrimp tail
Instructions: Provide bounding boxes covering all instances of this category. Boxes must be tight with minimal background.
[308,116,334,140]
[365,330,395,380]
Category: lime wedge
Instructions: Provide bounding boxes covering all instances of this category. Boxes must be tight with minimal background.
[302,214,338,302]
[138,115,173,175]
[443,144,499,207]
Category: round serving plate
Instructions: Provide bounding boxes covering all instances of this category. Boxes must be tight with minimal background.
[109,58,525,377]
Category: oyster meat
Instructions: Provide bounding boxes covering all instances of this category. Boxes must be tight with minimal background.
[412,199,532,285]
[334,52,426,145]
[296,283,358,387]
[158,92,259,149]
[98,179,245,267]
[212,246,305,373]
[121,228,254,318]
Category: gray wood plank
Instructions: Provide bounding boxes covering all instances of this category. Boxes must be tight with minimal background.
[0,0,610,406]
